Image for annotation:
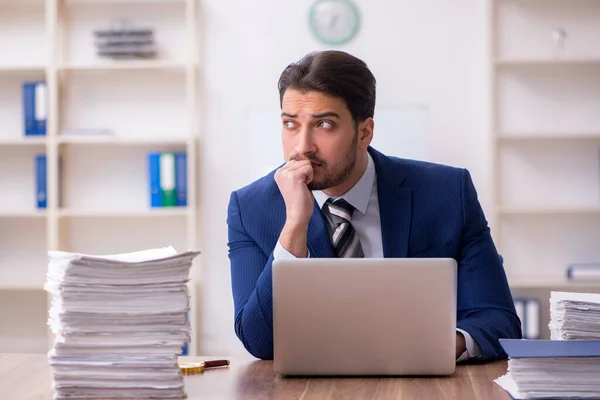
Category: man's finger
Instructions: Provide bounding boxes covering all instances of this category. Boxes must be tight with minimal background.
[284,159,312,172]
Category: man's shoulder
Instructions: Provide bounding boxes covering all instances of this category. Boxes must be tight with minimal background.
[230,168,279,202]
[375,150,465,184]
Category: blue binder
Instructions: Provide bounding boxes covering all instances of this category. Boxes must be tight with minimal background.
[35,154,46,209]
[148,152,162,207]
[23,82,37,136]
[34,82,47,136]
[175,152,187,207]
[500,339,600,358]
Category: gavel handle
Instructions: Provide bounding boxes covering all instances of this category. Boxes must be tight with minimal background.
[203,359,230,369]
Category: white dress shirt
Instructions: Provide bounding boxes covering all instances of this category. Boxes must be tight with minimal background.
[273,153,481,362]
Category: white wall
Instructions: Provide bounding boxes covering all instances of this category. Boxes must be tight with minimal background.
[197,0,490,356]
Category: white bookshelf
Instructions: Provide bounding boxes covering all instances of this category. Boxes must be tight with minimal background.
[0,0,200,354]
[490,0,600,337]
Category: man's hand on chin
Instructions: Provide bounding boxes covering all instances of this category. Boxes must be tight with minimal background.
[456,332,467,360]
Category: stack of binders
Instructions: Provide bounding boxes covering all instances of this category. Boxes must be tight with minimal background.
[148,152,187,208]
[45,246,200,399]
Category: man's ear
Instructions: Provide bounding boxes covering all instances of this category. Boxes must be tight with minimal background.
[358,118,374,150]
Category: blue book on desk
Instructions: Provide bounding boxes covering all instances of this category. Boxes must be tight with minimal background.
[500,339,600,358]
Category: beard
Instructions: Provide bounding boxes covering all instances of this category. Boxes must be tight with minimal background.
[306,133,358,191]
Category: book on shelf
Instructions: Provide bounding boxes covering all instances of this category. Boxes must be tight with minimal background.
[35,153,63,209]
[567,263,600,281]
[23,81,47,137]
[35,154,46,209]
[147,151,187,208]
[514,298,541,340]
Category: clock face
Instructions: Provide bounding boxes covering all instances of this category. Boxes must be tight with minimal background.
[309,0,360,46]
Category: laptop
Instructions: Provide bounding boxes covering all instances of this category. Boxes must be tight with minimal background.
[272,258,457,376]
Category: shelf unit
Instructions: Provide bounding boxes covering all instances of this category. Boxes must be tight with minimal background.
[0,0,200,354]
[490,0,600,338]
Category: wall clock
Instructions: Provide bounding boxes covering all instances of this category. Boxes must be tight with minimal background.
[309,0,361,46]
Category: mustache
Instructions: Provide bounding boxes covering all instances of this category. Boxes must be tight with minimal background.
[288,153,326,166]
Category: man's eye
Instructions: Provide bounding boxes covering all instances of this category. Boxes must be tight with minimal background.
[283,121,296,129]
[319,121,334,129]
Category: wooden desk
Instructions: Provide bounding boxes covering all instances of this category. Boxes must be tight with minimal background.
[1,353,511,399]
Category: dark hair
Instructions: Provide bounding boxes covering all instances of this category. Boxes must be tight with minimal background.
[277,50,376,123]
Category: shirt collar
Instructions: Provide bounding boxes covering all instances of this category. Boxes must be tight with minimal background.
[313,152,375,215]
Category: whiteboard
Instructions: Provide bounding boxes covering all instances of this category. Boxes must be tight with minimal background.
[241,104,429,184]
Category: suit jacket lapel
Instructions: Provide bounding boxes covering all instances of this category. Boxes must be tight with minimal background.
[370,148,412,258]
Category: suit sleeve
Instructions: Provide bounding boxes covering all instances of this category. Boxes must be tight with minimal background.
[456,169,522,361]
[227,191,275,360]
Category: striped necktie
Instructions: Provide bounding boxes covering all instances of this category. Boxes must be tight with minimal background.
[324,198,364,258]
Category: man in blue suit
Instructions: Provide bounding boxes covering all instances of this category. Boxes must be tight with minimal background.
[227,50,522,362]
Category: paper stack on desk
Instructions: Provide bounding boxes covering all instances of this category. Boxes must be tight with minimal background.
[494,339,600,399]
[549,291,600,340]
[44,246,200,399]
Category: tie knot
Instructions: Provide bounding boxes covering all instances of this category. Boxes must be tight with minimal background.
[325,198,355,222]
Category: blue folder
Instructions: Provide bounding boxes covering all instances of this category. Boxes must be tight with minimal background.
[500,339,600,358]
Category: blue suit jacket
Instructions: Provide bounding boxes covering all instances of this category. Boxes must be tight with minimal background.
[227,147,522,361]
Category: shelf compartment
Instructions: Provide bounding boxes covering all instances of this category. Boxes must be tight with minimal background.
[0,71,47,143]
[60,69,187,139]
[59,215,188,257]
[0,146,49,214]
[499,141,600,209]
[0,1,46,68]
[497,66,600,134]
[499,214,600,282]
[59,143,187,212]
[495,0,600,62]
[61,0,187,66]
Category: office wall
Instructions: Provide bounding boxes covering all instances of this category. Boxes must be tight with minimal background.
[197,0,490,356]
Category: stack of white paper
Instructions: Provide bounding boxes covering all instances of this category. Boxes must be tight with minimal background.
[495,358,600,399]
[549,291,600,340]
[44,246,200,399]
